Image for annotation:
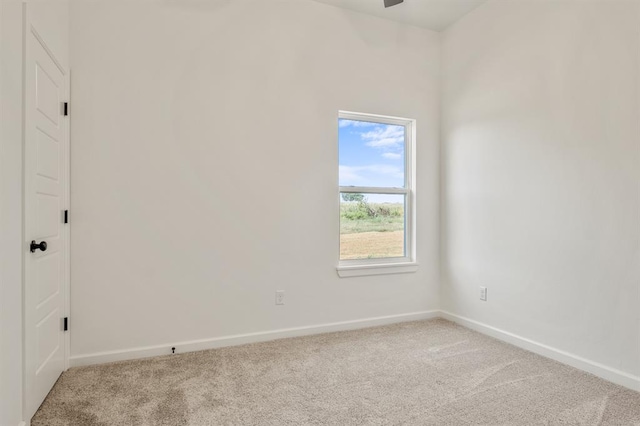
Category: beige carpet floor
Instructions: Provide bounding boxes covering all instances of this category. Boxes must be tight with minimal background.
[33,319,640,425]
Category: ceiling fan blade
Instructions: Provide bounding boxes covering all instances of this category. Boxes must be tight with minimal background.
[384,0,404,7]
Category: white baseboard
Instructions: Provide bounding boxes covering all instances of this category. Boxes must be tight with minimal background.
[440,311,640,392]
[69,310,440,367]
[69,309,640,393]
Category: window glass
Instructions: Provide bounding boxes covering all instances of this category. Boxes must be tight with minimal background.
[340,193,405,260]
[338,119,405,188]
[338,114,411,263]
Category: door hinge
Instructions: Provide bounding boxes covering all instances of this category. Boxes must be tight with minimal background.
[64,210,69,224]
[63,102,68,116]
[63,317,69,331]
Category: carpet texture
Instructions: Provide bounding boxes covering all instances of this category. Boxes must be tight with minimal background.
[33,319,640,425]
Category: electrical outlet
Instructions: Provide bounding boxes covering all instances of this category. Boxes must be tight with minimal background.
[480,286,487,301]
[275,290,285,305]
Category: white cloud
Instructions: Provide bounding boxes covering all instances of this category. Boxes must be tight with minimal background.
[366,164,403,178]
[361,125,404,149]
[339,119,379,128]
[339,164,403,184]
[339,165,365,183]
[340,121,405,162]
[382,152,402,160]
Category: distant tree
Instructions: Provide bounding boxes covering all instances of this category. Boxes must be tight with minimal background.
[341,193,365,202]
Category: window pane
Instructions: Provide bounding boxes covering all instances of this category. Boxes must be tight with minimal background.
[338,119,405,188]
[340,193,405,260]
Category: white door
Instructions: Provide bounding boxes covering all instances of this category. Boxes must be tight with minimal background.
[24,26,69,419]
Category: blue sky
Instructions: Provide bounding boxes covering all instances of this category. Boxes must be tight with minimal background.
[339,118,405,203]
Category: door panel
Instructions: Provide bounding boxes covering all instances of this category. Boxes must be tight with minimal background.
[36,129,60,180]
[36,195,60,238]
[36,308,61,373]
[36,253,60,307]
[24,25,68,419]
[35,63,61,126]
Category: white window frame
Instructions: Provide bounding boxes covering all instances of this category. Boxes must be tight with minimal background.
[337,111,418,278]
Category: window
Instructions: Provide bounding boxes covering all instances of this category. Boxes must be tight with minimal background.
[338,111,417,277]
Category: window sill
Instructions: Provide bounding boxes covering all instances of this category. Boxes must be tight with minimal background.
[336,262,419,278]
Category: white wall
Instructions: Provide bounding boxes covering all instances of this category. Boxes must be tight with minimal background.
[69,0,440,359]
[442,0,640,377]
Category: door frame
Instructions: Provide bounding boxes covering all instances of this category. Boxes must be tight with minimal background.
[22,4,71,419]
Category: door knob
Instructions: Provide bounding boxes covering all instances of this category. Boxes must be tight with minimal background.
[30,240,47,253]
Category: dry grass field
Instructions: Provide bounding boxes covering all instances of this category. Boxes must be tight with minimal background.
[340,230,404,260]
[340,200,405,260]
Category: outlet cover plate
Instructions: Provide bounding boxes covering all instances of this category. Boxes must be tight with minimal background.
[480,287,487,301]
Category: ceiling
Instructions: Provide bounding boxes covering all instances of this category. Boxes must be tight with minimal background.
[311,0,487,32]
